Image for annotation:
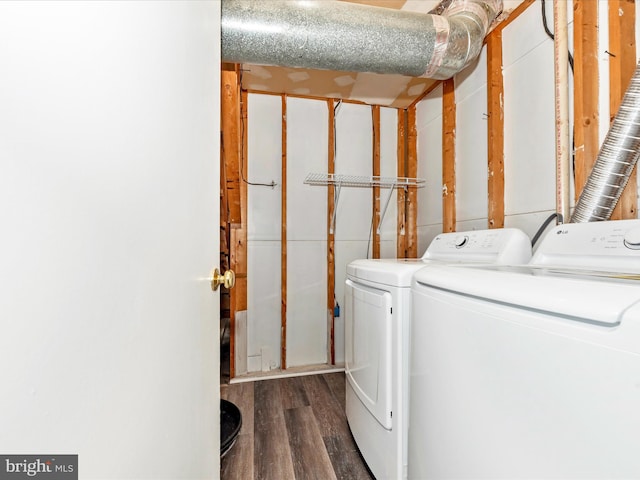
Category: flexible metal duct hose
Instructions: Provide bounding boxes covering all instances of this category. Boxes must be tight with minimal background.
[572,62,640,222]
[221,0,502,80]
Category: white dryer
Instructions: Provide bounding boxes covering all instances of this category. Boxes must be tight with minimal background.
[345,228,531,480]
[409,219,640,479]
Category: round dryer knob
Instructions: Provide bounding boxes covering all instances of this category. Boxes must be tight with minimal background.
[624,228,640,250]
[454,235,468,248]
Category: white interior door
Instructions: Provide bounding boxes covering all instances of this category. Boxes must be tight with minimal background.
[0,2,221,478]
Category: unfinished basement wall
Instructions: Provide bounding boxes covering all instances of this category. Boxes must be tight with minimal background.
[501,2,568,236]
[416,0,640,245]
[333,104,398,365]
[246,93,282,373]
[416,85,443,254]
[286,97,328,368]
[417,3,570,246]
[244,93,397,373]
[415,2,573,246]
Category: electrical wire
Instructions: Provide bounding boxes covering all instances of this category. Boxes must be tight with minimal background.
[236,69,277,188]
[541,0,574,72]
[531,212,563,247]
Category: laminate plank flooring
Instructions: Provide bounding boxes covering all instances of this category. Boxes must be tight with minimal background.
[221,372,374,480]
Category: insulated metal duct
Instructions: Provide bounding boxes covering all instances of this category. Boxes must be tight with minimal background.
[221,0,503,80]
[571,62,640,222]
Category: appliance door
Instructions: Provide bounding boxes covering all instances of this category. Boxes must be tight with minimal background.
[409,283,640,480]
[345,278,393,430]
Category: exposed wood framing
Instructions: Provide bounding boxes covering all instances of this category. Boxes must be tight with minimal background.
[222,67,243,226]
[327,99,336,365]
[372,105,381,259]
[492,0,536,34]
[486,30,505,229]
[409,80,446,109]
[609,0,637,220]
[406,105,418,256]
[245,89,369,106]
[229,89,249,379]
[442,78,456,233]
[281,95,288,370]
[573,0,600,209]
[397,110,407,258]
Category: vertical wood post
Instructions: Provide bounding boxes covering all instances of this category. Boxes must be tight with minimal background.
[406,105,418,257]
[609,0,637,220]
[397,110,407,258]
[372,105,381,259]
[281,95,288,370]
[221,67,243,226]
[327,99,336,365]
[487,31,505,229]
[573,0,600,206]
[442,78,456,233]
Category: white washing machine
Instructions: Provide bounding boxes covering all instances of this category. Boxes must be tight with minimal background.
[409,219,640,479]
[345,228,531,480]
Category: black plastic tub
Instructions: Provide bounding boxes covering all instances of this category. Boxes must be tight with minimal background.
[221,399,242,457]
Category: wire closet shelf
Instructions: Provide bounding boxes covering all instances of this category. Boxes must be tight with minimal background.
[304,173,425,234]
[304,173,425,189]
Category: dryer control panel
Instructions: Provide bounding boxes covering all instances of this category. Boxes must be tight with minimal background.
[532,219,640,272]
[422,228,531,265]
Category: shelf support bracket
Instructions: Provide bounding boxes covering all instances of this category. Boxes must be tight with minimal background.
[376,186,396,235]
[330,181,342,235]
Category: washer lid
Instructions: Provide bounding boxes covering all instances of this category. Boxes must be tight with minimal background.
[413,264,640,326]
[347,258,432,287]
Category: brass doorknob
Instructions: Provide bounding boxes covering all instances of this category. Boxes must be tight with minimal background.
[211,268,235,291]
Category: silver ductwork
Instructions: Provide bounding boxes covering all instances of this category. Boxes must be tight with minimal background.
[572,62,640,222]
[221,0,502,80]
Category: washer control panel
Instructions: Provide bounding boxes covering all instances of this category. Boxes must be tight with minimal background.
[623,227,640,250]
[423,228,532,264]
[532,219,640,271]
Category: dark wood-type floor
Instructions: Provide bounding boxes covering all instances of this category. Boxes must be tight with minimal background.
[220,372,375,480]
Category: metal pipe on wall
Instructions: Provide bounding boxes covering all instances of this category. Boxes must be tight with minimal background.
[554,0,571,223]
[221,0,502,80]
[571,61,640,222]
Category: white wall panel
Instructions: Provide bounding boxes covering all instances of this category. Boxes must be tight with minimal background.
[416,85,443,230]
[457,218,491,233]
[503,34,556,215]
[455,47,487,103]
[416,83,443,124]
[418,224,442,254]
[248,94,282,241]
[502,3,550,69]
[380,240,397,259]
[247,240,281,371]
[335,103,373,241]
[287,241,328,367]
[456,88,488,223]
[505,211,555,252]
[287,97,328,240]
[334,315,345,365]
[379,107,398,256]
